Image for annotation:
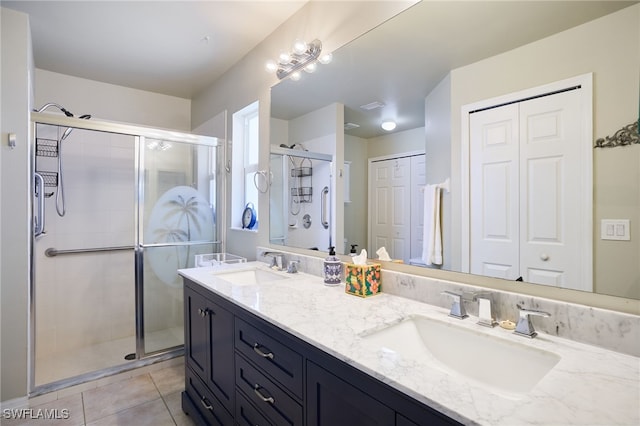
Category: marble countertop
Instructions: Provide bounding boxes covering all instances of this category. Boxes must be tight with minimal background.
[179,262,639,426]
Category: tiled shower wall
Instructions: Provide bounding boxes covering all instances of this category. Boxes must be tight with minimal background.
[34,128,137,362]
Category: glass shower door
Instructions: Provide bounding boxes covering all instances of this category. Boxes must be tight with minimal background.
[138,137,220,355]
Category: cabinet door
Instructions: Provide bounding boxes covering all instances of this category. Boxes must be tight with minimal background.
[307,361,394,426]
[184,285,209,379]
[184,284,235,414]
[205,295,235,413]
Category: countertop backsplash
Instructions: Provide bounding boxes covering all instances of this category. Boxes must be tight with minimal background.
[256,247,640,357]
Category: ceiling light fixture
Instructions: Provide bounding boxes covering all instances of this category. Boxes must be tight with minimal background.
[265,39,331,81]
[381,121,397,131]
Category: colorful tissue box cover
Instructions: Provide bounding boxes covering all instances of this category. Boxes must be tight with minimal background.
[345,263,381,297]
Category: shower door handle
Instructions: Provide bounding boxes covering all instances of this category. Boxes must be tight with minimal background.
[321,186,329,229]
[34,173,45,237]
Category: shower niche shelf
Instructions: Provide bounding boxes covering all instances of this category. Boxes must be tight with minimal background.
[36,138,59,157]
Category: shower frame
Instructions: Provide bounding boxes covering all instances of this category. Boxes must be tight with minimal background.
[28,112,224,395]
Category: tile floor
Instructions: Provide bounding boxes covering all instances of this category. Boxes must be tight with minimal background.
[3,359,196,426]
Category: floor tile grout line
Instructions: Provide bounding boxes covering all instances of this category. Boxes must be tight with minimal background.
[149,372,179,425]
[81,391,87,426]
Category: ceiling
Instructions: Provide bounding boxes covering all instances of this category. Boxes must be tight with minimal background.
[2,0,308,98]
[271,1,638,139]
[2,0,637,137]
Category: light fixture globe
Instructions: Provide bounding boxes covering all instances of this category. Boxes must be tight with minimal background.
[293,39,307,55]
[318,52,333,65]
[381,121,397,131]
[265,60,278,73]
[278,52,291,64]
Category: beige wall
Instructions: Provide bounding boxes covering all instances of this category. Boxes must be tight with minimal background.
[448,4,640,297]
[1,7,33,402]
[344,135,368,254]
[191,1,415,260]
[367,126,424,159]
[425,74,452,270]
[35,69,191,131]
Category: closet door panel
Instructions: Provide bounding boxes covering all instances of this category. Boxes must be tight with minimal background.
[469,104,520,280]
[519,89,582,289]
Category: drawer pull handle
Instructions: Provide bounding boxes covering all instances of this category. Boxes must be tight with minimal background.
[253,384,275,404]
[253,343,274,359]
[200,396,214,411]
[198,308,209,317]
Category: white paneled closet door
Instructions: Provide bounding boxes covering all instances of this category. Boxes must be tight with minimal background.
[519,90,583,287]
[470,103,520,279]
[470,88,585,289]
[369,157,411,261]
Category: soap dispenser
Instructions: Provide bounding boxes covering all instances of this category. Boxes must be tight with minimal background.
[349,244,358,257]
[324,246,343,286]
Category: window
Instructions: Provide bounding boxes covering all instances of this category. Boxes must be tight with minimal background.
[232,101,260,229]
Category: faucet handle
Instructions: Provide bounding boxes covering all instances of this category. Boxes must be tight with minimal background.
[287,260,300,273]
[514,305,551,338]
[441,291,468,319]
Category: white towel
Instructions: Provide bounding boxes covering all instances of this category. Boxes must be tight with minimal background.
[421,185,443,266]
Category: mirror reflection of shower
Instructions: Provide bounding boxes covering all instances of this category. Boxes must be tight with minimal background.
[279,143,313,223]
[34,103,91,217]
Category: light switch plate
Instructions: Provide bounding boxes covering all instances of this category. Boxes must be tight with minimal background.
[601,219,630,241]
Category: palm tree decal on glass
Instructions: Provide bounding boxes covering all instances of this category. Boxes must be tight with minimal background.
[153,191,208,270]
[146,186,215,287]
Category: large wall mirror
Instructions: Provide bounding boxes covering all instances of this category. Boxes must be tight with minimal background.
[269,1,640,303]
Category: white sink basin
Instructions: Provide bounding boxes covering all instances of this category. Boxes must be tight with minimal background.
[360,315,560,398]
[213,267,290,285]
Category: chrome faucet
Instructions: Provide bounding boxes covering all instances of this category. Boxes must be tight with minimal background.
[261,251,284,271]
[442,291,468,319]
[514,305,551,338]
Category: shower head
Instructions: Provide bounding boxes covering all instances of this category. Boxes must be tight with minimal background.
[34,102,74,117]
[60,114,91,142]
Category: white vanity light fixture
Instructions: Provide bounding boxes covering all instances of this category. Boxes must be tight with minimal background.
[265,39,331,81]
[381,121,397,131]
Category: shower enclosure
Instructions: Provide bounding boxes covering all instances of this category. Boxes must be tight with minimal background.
[269,145,333,251]
[30,112,223,393]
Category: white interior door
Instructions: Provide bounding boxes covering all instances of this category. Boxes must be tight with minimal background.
[369,157,411,261]
[519,89,583,287]
[470,104,520,279]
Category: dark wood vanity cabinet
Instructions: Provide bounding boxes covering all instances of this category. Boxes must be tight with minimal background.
[183,284,235,422]
[182,279,462,426]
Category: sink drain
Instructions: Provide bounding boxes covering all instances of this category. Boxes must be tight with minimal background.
[124,353,136,361]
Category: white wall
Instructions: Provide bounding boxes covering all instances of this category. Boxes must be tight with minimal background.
[191,1,415,260]
[35,69,191,131]
[1,6,33,402]
[449,4,640,297]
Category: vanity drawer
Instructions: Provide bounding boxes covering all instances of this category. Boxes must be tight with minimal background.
[235,318,303,397]
[235,353,303,426]
[236,390,273,426]
[185,366,234,426]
